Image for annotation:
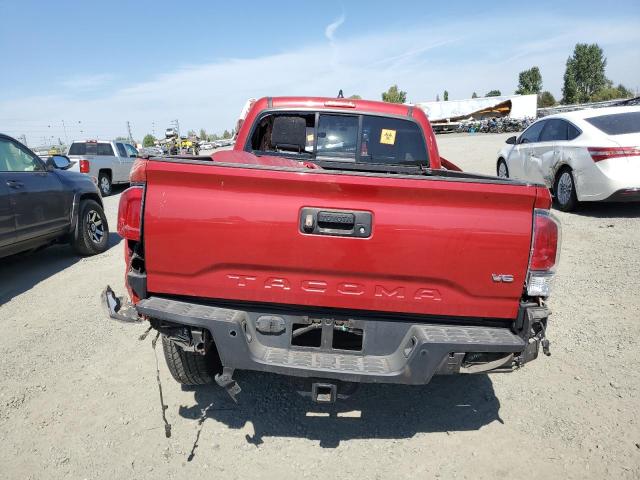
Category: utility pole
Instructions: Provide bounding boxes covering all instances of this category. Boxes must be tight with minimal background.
[126,121,134,144]
[152,121,156,137]
[170,119,180,137]
[61,120,69,145]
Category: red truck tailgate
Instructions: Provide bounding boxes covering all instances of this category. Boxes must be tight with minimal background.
[142,160,537,320]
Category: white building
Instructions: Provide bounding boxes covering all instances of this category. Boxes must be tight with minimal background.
[416,94,537,129]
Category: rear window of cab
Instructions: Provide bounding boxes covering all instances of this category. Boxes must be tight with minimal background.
[247,112,428,167]
[68,142,114,156]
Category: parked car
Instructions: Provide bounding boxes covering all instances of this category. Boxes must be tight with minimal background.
[66,140,139,196]
[0,134,109,259]
[497,106,640,211]
[105,96,560,404]
[139,147,163,157]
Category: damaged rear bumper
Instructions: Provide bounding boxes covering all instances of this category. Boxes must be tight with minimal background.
[128,295,549,385]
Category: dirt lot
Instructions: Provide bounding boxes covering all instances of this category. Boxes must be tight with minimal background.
[1,133,638,479]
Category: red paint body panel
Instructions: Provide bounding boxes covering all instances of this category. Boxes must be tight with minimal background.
[142,159,537,319]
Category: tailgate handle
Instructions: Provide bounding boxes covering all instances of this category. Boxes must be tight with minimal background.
[317,211,355,230]
[300,208,372,238]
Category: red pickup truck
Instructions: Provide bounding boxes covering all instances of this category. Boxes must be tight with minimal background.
[105,97,560,403]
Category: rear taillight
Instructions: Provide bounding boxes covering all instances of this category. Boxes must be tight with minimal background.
[117,186,144,241]
[79,159,90,173]
[527,209,561,297]
[588,146,640,162]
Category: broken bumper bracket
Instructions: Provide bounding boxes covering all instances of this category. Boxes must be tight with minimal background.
[101,285,141,323]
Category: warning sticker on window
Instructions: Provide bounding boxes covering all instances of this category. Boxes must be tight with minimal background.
[380,129,396,145]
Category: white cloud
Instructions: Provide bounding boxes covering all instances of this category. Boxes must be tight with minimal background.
[1,16,639,145]
[325,14,345,43]
[60,74,114,90]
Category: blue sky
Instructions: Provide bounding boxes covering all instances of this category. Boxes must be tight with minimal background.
[1,0,639,145]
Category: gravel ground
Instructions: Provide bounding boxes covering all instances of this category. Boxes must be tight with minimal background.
[0,133,638,479]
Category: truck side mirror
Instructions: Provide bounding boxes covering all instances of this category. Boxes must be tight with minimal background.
[506,136,517,145]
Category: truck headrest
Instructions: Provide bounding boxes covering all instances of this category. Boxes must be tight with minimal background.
[271,116,306,152]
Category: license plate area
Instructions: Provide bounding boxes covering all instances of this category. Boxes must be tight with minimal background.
[291,318,364,352]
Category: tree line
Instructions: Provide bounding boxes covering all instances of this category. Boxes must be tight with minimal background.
[376,43,633,108]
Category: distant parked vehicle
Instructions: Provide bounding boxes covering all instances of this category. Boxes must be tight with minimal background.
[139,147,163,157]
[66,140,138,196]
[497,106,640,211]
[0,134,109,259]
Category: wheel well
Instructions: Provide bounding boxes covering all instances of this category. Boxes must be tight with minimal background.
[553,164,572,185]
[98,169,111,179]
[497,157,507,173]
[80,192,103,208]
[551,164,573,194]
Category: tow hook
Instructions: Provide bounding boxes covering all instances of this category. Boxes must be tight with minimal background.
[101,285,141,323]
[542,338,551,356]
[215,367,242,403]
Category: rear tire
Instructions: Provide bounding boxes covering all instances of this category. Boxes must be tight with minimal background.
[98,172,112,196]
[72,199,109,255]
[161,334,221,385]
[497,158,509,178]
[554,167,578,212]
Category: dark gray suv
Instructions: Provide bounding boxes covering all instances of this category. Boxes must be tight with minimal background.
[0,134,109,259]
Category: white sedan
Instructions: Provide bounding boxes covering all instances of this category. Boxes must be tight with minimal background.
[496,106,640,211]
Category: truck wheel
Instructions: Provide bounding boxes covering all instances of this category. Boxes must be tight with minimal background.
[161,335,221,385]
[497,158,509,178]
[72,199,109,255]
[554,167,578,212]
[98,172,112,196]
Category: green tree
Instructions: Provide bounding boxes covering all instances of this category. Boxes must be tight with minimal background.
[562,62,579,104]
[222,130,231,139]
[515,66,543,95]
[485,90,501,97]
[537,91,556,108]
[471,92,478,98]
[381,85,407,103]
[199,128,207,140]
[348,94,362,99]
[443,90,449,101]
[590,84,634,102]
[562,43,609,104]
[142,134,156,147]
[615,84,634,98]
